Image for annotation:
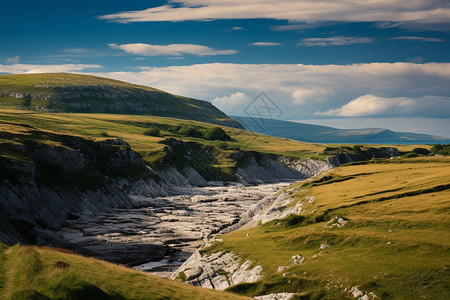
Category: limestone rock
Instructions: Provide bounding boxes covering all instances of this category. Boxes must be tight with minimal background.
[289,254,305,265]
[172,250,263,290]
[320,243,330,250]
[255,293,295,300]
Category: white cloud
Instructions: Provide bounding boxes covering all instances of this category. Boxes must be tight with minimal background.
[298,36,375,46]
[87,62,450,120]
[98,0,450,25]
[212,92,250,112]
[315,95,450,117]
[250,42,281,47]
[230,26,244,30]
[6,56,20,64]
[389,36,445,42]
[108,43,237,57]
[0,63,102,74]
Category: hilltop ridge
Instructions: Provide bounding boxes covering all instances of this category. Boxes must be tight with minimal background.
[0,73,243,129]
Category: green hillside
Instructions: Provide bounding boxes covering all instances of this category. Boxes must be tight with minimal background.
[203,158,450,299]
[0,243,250,300]
[0,109,330,181]
[0,73,242,128]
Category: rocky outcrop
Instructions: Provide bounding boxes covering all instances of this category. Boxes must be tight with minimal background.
[0,136,145,247]
[230,151,336,185]
[171,247,263,290]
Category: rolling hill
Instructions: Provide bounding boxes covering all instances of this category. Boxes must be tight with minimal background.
[0,243,250,300]
[0,73,242,128]
[180,157,450,299]
[234,116,450,144]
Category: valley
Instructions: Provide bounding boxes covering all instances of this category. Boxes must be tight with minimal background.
[0,73,448,300]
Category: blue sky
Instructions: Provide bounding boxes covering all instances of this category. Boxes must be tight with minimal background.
[1,0,449,137]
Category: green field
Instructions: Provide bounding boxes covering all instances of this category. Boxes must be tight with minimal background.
[0,109,329,180]
[0,243,250,300]
[204,158,450,299]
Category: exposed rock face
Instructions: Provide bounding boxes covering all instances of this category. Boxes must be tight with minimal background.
[232,151,337,185]
[0,137,144,247]
[171,248,263,290]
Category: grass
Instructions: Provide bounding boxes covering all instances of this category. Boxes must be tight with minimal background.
[0,109,425,166]
[204,158,450,299]
[0,109,330,174]
[0,108,434,184]
[0,244,250,300]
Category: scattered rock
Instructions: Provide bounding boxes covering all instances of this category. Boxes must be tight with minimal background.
[348,286,377,300]
[324,216,348,228]
[277,266,288,272]
[289,254,305,265]
[320,243,330,250]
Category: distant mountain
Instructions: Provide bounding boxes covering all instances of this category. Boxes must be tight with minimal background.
[0,73,243,128]
[232,116,450,144]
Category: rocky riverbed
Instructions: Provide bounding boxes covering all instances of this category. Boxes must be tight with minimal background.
[55,181,292,277]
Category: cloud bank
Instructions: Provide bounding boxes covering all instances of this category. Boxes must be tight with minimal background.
[315,94,450,117]
[108,43,237,57]
[85,62,450,121]
[99,0,450,25]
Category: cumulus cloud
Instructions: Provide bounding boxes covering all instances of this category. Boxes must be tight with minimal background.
[108,43,237,57]
[87,62,450,120]
[389,36,445,42]
[212,92,251,112]
[250,42,281,47]
[315,95,450,117]
[298,36,375,46]
[0,63,102,74]
[6,56,20,64]
[98,0,450,26]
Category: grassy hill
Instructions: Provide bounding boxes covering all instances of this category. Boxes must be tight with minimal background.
[0,243,250,300]
[234,116,450,144]
[203,157,450,299]
[0,73,242,128]
[0,109,331,181]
